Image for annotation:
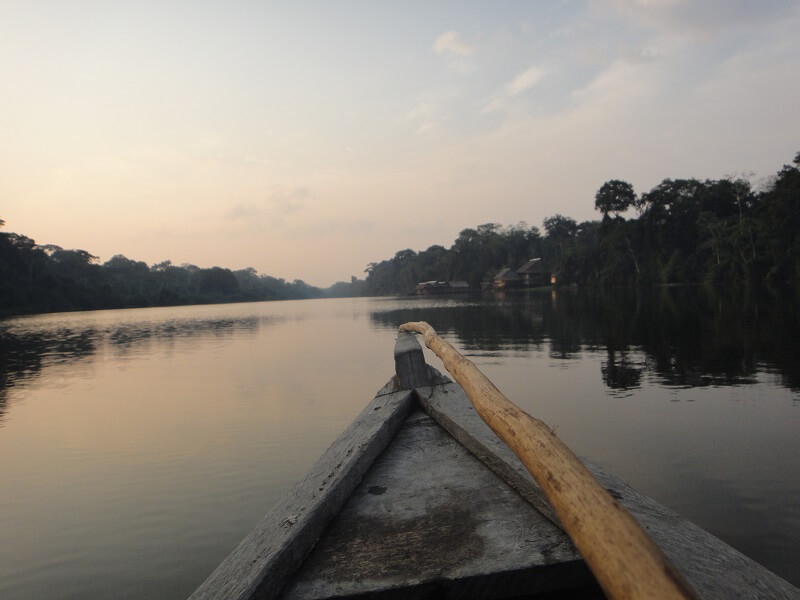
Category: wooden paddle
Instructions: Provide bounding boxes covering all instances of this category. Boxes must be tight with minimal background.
[398,321,699,600]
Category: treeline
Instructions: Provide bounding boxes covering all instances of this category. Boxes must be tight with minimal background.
[3,151,797,313]
[364,151,800,295]
[0,225,365,316]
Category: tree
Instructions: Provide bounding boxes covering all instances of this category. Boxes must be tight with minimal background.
[151,260,173,272]
[51,248,98,266]
[103,254,148,275]
[196,267,239,295]
[233,268,260,295]
[595,180,636,217]
[755,156,800,281]
[543,214,578,240]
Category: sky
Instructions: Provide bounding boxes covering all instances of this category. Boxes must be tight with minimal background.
[2,0,799,286]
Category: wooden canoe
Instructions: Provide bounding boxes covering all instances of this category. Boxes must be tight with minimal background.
[190,332,799,600]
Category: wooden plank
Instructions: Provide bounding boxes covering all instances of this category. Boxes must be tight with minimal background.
[281,410,601,600]
[583,464,800,600]
[394,332,431,389]
[189,387,416,600]
[420,379,800,600]
[400,320,699,600]
[374,376,400,398]
[419,379,562,529]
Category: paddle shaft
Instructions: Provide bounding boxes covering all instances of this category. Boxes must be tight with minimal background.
[398,321,699,600]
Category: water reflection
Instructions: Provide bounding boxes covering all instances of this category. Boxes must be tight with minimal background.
[5,286,798,425]
[0,294,798,598]
[104,315,267,354]
[370,285,800,393]
[0,312,279,425]
[600,352,643,392]
[369,288,800,584]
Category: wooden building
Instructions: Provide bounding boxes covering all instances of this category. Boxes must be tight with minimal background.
[516,258,552,287]
[492,268,522,289]
[416,281,471,295]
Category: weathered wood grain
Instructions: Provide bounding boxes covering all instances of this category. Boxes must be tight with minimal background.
[419,375,800,599]
[394,332,431,390]
[191,327,799,600]
[281,410,601,600]
[420,379,562,529]
[189,387,416,600]
[584,462,800,600]
[399,320,698,600]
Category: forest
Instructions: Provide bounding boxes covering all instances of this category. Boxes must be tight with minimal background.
[0,229,366,316]
[363,151,800,295]
[2,151,797,315]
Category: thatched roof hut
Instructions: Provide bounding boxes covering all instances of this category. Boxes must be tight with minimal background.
[492,268,522,289]
[516,258,551,286]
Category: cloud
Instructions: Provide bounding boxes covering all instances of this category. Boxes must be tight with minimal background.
[222,187,310,226]
[605,0,798,34]
[405,101,442,135]
[406,102,434,121]
[480,97,509,115]
[270,187,309,215]
[414,122,441,135]
[245,156,286,167]
[433,31,474,56]
[506,66,548,95]
[289,218,375,238]
[569,58,656,110]
[225,204,260,220]
[478,65,550,118]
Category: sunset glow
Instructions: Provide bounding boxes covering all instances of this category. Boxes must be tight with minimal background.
[3,1,799,285]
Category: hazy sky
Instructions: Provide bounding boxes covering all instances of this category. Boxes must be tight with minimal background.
[3,1,799,286]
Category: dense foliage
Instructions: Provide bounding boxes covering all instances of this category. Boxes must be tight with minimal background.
[364,152,800,295]
[0,231,365,316]
[3,152,797,313]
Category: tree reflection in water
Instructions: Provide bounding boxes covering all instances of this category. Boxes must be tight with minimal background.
[0,314,274,424]
[370,285,800,393]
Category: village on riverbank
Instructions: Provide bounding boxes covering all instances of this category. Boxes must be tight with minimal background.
[416,257,558,294]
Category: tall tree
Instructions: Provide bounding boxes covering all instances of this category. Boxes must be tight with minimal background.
[543,214,578,240]
[595,180,636,217]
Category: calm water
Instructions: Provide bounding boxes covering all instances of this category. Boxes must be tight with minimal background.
[1,288,798,598]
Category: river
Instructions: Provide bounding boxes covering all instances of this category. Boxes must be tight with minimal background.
[1,287,798,598]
